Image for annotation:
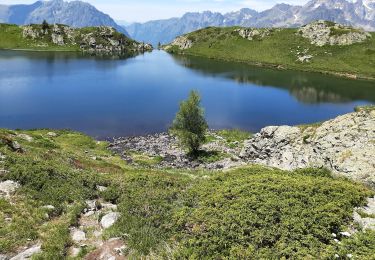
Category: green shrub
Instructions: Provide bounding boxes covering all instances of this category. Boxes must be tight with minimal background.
[170,91,208,154]
[170,167,372,259]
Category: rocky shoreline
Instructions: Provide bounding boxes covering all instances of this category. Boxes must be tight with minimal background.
[109,131,247,170]
[110,108,375,187]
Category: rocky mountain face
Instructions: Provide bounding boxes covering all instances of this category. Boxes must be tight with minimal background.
[240,107,375,188]
[126,0,375,46]
[0,0,129,36]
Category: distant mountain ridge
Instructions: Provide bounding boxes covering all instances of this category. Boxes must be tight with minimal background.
[0,0,129,36]
[126,0,375,46]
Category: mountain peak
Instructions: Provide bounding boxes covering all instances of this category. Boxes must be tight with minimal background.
[0,0,129,36]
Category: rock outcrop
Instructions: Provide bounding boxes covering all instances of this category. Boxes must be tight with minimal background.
[235,28,278,41]
[164,35,193,51]
[299,20,371,46]
[21,24,152,54]
[240,108,375,186]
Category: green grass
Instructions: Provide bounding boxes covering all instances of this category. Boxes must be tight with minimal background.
[1,128,374,259]
[355,105,375,112]
[167,26,375,80]
[0,24,79,51]
[217,129,252,143]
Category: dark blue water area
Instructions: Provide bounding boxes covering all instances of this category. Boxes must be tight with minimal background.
[0,50,373,139]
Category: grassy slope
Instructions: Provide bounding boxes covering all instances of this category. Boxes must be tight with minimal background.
[0,24,79,51]
[1,128,374,259]
[168,27,375,80]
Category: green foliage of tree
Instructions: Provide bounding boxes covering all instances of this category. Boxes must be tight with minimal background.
[42,20,49,31]
[170,90,208,154]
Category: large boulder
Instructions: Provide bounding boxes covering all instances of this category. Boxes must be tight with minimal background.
[240,109,375,186]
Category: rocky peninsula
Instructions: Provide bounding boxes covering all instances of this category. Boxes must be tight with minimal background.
[0,23,153,54]
[164,21,375,80]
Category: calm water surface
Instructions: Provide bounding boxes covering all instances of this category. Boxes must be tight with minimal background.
[0,50,374,138]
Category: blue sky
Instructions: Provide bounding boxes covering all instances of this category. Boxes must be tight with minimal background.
[1,0,310,22]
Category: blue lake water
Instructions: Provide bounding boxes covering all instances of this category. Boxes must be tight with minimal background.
[0,50,373,139]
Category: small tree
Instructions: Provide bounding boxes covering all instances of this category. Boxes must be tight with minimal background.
[170,90,208,154]
[42,19,49,31]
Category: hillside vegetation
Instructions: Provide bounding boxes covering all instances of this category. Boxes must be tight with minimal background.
[1,128,374,259]
[165,23,375,80]
[0,23,151,53]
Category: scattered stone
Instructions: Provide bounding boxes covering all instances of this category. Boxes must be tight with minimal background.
[353,196,375,231]
[9,244,41,260]
[340,231,351,237]
[9,141,23,153]
[0,181,20,198]
[86,200,98,211]
[332,233,337,238]
[101,203,118,211]
[70,247,81,258]
[47,132,58,137]
[97,185,108,192]
[299,20,371,46]
[71,229,86,242]
[17,134,33,142]
[297,54,313,63]
[42,205,55,210]
[84,211,95,217]
[101,212,120,229]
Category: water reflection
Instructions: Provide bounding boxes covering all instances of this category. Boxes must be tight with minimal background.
[172,55,375,104]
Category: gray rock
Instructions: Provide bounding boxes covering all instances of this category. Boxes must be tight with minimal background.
[71,229,86,242]
[10,141,23,152]
[299,20,371,47]
[42,205,55,210]
[9,244,41,260]
[85,200,97,211]
[97,185,107,192]
[47,132,58,137]
[17,134,33,142]
[353,196,375,231]
[101,203,118,211]
[100,212,120,229]
[0,181,20,198]
[51,33,64,45]
[240,110,375,187]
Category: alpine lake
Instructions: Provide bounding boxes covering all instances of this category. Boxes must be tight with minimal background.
[0,50,373,139]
